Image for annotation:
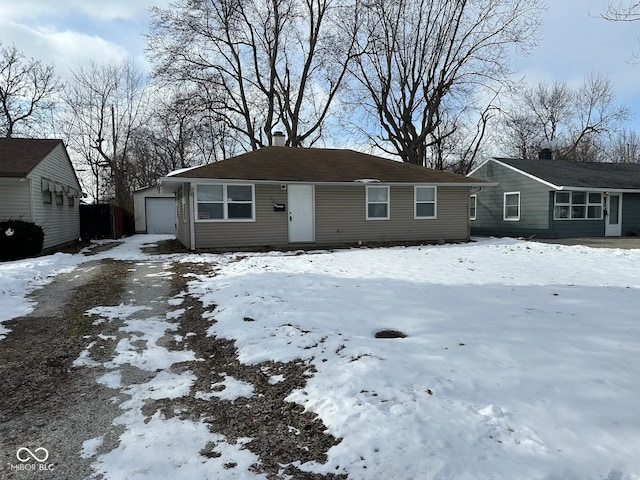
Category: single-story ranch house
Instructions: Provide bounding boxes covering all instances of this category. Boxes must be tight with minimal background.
[160,146,488,250]
[0,138,82,250]
[468,157,640,238]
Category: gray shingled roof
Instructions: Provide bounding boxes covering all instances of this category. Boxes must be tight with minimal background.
[495,157,640,190]
[0,138,63,177]
[168,146,486,184]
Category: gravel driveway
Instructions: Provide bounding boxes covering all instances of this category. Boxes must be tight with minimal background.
[0,242,343,479]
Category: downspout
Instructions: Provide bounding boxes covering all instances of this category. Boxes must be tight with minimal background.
[28,178,35,223]
[189,183,196,251]
[466,187,471,239]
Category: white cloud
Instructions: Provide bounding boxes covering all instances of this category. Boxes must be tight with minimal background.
[1,20,129,78]
[0,0,171,22]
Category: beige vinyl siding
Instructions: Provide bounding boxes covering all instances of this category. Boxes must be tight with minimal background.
[194,184,288,249]
[315,185,469,244]
[0,178,32,221]
[27,144,81,249]
[176,184,191,248]
[192,183,470,249]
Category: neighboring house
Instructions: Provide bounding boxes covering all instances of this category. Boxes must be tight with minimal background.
[159,146,487,250]
[133,186,176,234]
[0,138,82,250]
[468,157,640,238]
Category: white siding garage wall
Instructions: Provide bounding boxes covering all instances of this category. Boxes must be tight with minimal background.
[145,198,175,234]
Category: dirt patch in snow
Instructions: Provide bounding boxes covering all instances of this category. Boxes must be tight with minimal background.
[0,257,345,479]
[147,262,346,479]
[0,259,132,479]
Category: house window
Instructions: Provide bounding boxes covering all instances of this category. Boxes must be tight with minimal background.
[42,190,52,204]
[55,192,64,206]
[503,192,520,221]
[414,186,436,219]
[554,192,570,219]
[196,184,254,221]
[226,185,253,219]
[469,194,477,221]
[571,191,586,218]
[587,193,603,219]
[68,195,75,207]
[366,186,389,220]
[554,191,602,220]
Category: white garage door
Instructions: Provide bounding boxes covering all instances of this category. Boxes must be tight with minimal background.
[146,198,175,234]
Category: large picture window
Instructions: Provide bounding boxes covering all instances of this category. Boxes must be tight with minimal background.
[554,191,602,220]
[366,186,389,220]
[503,192,520,221]
[415,186,437,219]
[196,184,254,221]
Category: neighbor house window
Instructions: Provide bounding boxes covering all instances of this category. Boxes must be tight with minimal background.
[554,192,570,219]
[469,195,477,220]
[587,193,603,219]
[554,191,602,220]
[503,192,520,221]
[68,195,75,207]
[415,186,436,219]
[42,190,52,204]
[196,184,254,221]
[55,192,64,205]
[366,186,389,220]
[571,191,587,218]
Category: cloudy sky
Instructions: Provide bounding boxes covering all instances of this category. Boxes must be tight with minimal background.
[1,0,639,130]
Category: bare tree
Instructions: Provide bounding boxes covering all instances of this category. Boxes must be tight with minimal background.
[422,99,497,174]
[566,73,629,160]
[499,112,541,160]
[608,129,640,162]
[499,74,629,161]
[151,87,237,167]
[147,0,359,150]
[351,0,543,166]
[124,86,239,190]
[526,81,573,146]
[602,1,640,21]
[0,42,61,137]
[62,59,150,209]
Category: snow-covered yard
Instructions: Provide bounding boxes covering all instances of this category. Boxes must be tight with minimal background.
[1,236,639,479]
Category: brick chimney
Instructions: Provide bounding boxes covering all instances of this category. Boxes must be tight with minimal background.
[538,147,553,160]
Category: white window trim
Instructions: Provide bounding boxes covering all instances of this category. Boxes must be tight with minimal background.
[503,191,520,221]
[469,194,477,221]
[553,191,603,221]
[414,186,437,219]
[366,185,390,220]
[195,184,255,222]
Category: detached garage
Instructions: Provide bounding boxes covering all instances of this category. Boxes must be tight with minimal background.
[133,186,176,234]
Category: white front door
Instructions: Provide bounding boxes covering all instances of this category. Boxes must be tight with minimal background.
[605,193,622,237]
[288,185,315,243]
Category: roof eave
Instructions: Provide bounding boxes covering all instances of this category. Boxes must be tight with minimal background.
[160,176,488,187]
[0,173,28,178]
[556,186,640,193]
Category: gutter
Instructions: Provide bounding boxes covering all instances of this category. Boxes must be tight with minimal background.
[160,177,494,188]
